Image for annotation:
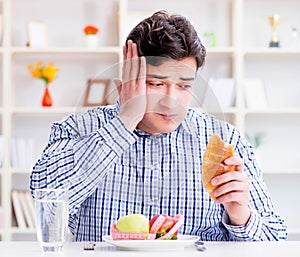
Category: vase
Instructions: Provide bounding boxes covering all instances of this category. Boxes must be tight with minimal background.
[42,86,53,107]
[85,34,99,47]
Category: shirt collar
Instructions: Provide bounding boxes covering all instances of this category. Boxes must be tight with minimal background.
[180,109,201,137]
[115,99,121,114]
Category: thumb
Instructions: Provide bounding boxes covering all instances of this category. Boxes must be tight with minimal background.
[113,79,122,95]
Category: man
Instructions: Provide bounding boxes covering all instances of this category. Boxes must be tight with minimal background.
[30,11,287,241]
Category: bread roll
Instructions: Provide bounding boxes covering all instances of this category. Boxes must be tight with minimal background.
[202,133,234,199]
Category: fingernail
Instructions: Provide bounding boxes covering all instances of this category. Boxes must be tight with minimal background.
[224,158,231,164]
[211,178,217,185]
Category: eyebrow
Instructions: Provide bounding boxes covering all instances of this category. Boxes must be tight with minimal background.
[146,74,195,81]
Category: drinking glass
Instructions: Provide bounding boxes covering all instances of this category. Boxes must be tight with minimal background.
[35,188,69,252]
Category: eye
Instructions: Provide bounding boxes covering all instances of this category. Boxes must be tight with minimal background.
[147,82,164,87]
[178,84,192,89]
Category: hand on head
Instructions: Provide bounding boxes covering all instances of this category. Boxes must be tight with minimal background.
[116,40,147,131]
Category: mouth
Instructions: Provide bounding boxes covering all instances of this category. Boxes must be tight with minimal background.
[159,113,177,120]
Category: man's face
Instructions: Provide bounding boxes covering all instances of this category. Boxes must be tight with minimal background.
[137,57,197,135]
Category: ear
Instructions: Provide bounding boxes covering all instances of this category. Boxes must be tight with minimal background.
[113,79,122,96]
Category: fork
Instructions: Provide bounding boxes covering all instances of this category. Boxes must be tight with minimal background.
[194,240,206,252]
[83,242,96,251]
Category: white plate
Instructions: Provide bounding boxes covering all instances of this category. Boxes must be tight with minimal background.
[103,235,200,251]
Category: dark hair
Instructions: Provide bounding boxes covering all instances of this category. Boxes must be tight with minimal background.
[126,10,206,69]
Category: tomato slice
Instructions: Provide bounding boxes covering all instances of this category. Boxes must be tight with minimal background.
[149,214,166,233]
[149,214,183,239]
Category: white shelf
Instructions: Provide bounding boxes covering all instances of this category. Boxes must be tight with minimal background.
[287,228,300,235]
[263,169,300,175]
[245,108,300,114]
[9,168,32,175]
[195,107,238,114]
[10,227,36,234]
[11,107,85,115]
[10,46,121,55]
[245,48,300,55]
[1,0,299,242]
[206,47,235,55]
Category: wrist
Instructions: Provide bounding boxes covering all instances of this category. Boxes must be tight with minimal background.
[118,112,140,132]
[227,206,251,226]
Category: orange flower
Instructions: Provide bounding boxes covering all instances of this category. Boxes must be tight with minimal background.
[84,25,99,35]
[27,62,59,85]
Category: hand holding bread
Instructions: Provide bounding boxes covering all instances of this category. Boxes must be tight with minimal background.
[202,133,251,226]
[202,133,235,199]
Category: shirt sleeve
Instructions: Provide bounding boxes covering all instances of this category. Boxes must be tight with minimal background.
[30,113,137,215]
[221,132,287,241]
[222,208,287,241]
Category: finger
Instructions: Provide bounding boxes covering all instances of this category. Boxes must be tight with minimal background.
[122,46,127,82]
[211,171,248,186]
[219,164,232,172]
[137,56,146,86]
[224,156,243,166]
[113,79,122,87]
[224,156,244,171]
[123,45,127,62]
[215,191,249,204]
[213,180,249,198]
[129,43,140,84]
[132,42,138,58]
[113,79,122,96]
[126,40,133,60]
[123,41,133,84]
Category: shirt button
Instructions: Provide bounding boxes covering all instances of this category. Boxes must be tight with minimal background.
[149,165,154,170]
[148,200,154,206]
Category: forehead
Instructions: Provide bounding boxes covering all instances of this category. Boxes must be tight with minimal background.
[146,57,197,79]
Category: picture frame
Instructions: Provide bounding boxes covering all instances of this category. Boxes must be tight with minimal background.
[83,79,110,106]
[27,20,48,47]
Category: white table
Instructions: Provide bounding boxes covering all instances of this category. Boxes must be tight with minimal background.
[0,241,299,257]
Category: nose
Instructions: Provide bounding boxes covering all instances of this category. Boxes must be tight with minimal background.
[158,86,178,109]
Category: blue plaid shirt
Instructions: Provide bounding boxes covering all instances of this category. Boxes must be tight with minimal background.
[30,103,287,241]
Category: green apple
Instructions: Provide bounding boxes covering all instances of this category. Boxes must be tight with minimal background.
[116,214,149,233]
